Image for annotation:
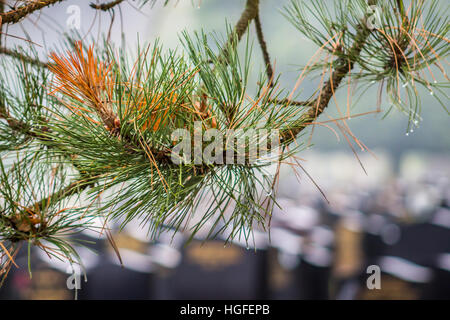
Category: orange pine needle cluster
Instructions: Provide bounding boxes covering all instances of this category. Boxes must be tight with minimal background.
[123,91,177,132]
[49,41,119,131]
[49,41,217,134]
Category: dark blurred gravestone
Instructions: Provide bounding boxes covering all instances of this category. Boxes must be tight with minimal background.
[356,207,450,299]
[297,259,331,300]
[422,253,450,299]
[266,228,302,299]
[154,237,269,300]
[298,225,335,300]
[0,246,82,300]
[419,207,450,299]
[80,233,154,299]
[361,213,394,266]
[271,200,329,299]
[333,210,405,300]
[386,223,449,267]
[0,229,112,300]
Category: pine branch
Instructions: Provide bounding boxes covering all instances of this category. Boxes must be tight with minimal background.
[0,91,91,178]
[206,0,260,122]
[231,0,259,43]
[218,0,259,63]
[0,0,65,25]
[0,105,93,230]
[0,1,4,47]
[280,0,378,143]
[0,47,49,68]
[90,0,125,11]
[1,0,447,253]
[32,178,90,213]
[271,98,315,107]
[0,99,35,136]
[254,10,274,85]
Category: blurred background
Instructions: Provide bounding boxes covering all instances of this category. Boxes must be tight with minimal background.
[0,0,449,300]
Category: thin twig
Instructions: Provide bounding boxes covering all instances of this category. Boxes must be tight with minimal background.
[218,0,259,63]
[254,10,273,85]
[212,0,259,121]
[90,0,125,11]
[280,8,376,142]
[0,1,4,47]
[0,47,49,68]
[0,99,33,134]
[271,98,315,107]
[33,179,91,213]
[230,0,259,44]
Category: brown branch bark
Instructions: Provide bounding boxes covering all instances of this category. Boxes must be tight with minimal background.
[0,0,376,164]
[271,99,315,107]
[230,0,259,44]
[0,1,4,47]
[0,100,32,134]
[209,0,259,123]
[0,100,93,211]
[218,0,259,63]
[0,0,65,25]
[90,0,124,11]
[0,47,49,68]
[280,14,375,143]
[254,10,273,85]
[33,178,90,213]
